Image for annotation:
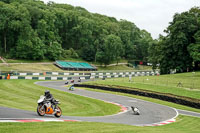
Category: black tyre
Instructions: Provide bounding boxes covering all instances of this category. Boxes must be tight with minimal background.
[54,106,62,118]
[37,105,45,116]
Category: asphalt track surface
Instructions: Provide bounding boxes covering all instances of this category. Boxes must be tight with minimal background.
[0,80,180,126]
[1,80,199,126]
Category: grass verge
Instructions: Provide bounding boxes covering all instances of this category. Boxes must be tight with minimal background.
[0,64,62,72]
[77,87,200,113]
[0,115,199,133]
[86,72,200,99]
[0,63,148,72]
[0,58,152,72]
[97,65,151,71]
[0,80,120,116]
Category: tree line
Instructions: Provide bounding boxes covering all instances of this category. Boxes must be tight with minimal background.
[149,7,200,73]
[0,0,153,65]
[0,0,199,74]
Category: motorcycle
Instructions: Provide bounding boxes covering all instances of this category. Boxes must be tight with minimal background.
[131,106,140,115]
[37,95,62,117]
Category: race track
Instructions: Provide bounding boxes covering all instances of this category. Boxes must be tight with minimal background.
[0,80,179,126]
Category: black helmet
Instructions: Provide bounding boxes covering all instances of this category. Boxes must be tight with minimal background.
[45,90,50,96]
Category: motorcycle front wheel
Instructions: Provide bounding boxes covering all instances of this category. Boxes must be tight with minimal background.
[37,105,45,116]
[54,106,62,118]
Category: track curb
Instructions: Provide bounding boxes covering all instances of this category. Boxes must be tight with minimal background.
[142,118,176,126]
[0,118,81,123]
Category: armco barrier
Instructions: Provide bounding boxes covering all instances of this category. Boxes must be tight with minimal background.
[74,84,200,109]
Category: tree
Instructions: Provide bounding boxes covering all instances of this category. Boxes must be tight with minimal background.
[188,43,200,64]
[152,7,200,74]
[15,26,46,60]
[0,0,153,63]
[97,34,123,66]
[188,31,200,70]
[46,42,63,60]
[148,39,160,70]
[0,2,17,53]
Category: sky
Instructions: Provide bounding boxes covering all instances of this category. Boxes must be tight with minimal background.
[42,0,200,39]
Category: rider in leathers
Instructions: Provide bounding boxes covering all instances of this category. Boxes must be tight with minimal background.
[44,90,56,110]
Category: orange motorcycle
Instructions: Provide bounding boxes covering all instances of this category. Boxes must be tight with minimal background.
[37,95,62,117]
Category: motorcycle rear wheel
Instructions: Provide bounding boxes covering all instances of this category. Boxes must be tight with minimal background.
[37,105,45,116]
[54,106,62,117]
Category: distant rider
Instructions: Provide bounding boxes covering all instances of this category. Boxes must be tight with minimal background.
[44,90,56,110]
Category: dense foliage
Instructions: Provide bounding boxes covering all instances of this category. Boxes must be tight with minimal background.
[148,7,200,73]
[0,0,153,64]
[1,0,198,72]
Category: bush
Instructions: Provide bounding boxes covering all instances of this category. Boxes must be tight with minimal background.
[46,42,63,60]
[62,48,79,59]
[127,63,133,67]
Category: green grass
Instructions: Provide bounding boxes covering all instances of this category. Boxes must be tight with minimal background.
[0,57,152,72]
[0,115,199,133]
[0,76,200,132]
[0,80,120,116]
[0,63,151,72]
[97,65,133,70]
[91,59,128,65]
[1,58,87,63]
[132,72,200,89]
[78,87,200,113]
[97,65,151,71]
[4,59,53,63]
[0,63,152,72]
[2,58,128,64]
[86,72,200,99]
[0,64,64,72]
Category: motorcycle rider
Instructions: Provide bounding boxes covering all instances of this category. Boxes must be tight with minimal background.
[44,90,56,110]
[131,106,140,115]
